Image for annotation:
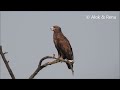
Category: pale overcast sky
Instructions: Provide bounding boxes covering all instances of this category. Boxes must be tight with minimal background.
[0,11,119,79]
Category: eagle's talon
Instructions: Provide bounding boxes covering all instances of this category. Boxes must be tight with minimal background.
[58,57,64,63]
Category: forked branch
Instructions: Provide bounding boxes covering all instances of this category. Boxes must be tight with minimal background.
[0,45,73,79]
[29,55,74,79]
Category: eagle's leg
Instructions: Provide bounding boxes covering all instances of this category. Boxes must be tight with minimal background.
[57,52,64,63]
[58,54,61,58]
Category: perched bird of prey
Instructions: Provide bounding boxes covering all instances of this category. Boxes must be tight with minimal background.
[51,25,74,74]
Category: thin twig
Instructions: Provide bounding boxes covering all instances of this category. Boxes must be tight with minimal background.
[0,45,15,79]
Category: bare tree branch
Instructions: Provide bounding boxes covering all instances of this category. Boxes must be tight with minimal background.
[0,45,15,79]
[0,45,73,79]
[29,55,74,79]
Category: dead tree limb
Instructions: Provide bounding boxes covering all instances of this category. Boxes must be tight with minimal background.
[29,55,74,79]
[0,45,15,79]
[0,45,73,79]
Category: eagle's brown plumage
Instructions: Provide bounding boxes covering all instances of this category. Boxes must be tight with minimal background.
[51,25,74,70]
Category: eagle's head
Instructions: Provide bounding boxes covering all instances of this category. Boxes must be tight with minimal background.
[50,25,62,33]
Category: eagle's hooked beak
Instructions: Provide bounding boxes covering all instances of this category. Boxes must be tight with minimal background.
[50,27,54,31]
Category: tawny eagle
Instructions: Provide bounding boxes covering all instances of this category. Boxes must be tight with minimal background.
[51,25,74,70]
